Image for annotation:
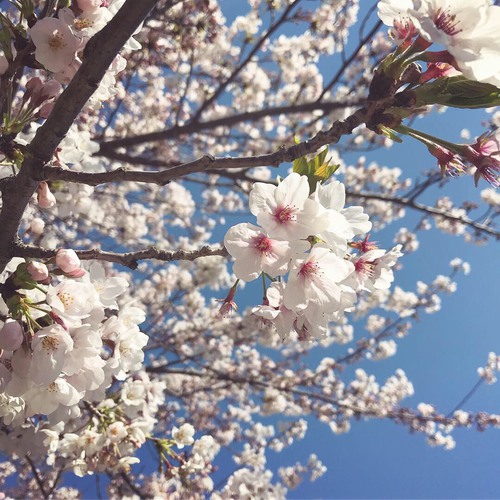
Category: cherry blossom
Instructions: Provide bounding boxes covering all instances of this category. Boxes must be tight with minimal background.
[249,173,329,241]
[283,244,354,312]
[29,17,80,73]
[378,0,500,85]
[465,129,500,188]
[56,249,82,274]
[30,325,74,385]
[378,0,418,44]
[224,223,298,281]
[172,423,196,448]
[315,180,371,255]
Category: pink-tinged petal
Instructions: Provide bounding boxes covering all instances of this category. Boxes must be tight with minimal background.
[283,245,354,312]
[465,130,500,187]
[250,173,328,241]
[342,206,372,236]
[233,253,263,281]
[224,222,292,281]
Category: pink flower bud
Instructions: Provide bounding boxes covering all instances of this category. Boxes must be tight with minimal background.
[0,320,24,351]
[25,77,44,99]
[27,261,49,282]
[25,78,62,109]
[56,249,81,273]
[30,217,45,235]
[37,101,55,119]
[40,79,62,100]
[37,182,56,209]
[66,268,87,278]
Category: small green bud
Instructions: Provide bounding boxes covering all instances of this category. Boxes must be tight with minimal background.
[292,146,340,194]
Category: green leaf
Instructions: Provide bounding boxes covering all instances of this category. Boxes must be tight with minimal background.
[292,147,340,193]
[377,125,403,143]
[415,76,500,109]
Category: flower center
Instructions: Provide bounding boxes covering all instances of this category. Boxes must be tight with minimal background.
[74,18,94,30]
[354,259,375,277]
[253,234,273,253]
[392,17,417,40]
[299,260,319,279]
[434,8,461,36]
[273,205,296,224]
[49,31,67,50]
[42,336,59,352]
[58,292,74,308]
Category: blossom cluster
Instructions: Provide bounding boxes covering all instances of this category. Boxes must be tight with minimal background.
[375,1,500,187]
[0,252,151,474]
[224,172,402,341]
[0,0,139,114]
[378,0,500,86]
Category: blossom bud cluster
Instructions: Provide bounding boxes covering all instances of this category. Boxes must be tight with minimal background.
[378,0,500,86]
[0,0,141,114]
[224,172,402,341]
[0,257,151,475]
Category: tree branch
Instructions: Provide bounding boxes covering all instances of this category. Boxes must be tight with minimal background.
[43,106,372,185]
[347,189,500,239]
[25,455,49,499]
[148,365,500,433]
[0,0,170,273]
[13,243,228,270]
[97,99,361,152]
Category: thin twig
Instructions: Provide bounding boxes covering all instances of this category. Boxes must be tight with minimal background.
[25,455,49,499]
[97,98,361,152]
[447,378,485,417]
[0,0,175,273]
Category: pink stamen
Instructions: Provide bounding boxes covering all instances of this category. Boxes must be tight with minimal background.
[392,17,418,40]
[355,259,375,277]
[253,234,273,253]
[273,205,296,224]
[434,9,461,36]
[351,234,378,253]
[299,260,319,279]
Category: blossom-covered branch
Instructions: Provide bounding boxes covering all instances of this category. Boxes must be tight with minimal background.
[0,0,499,496]
[41,106,376,182]
[348,190,500,239]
